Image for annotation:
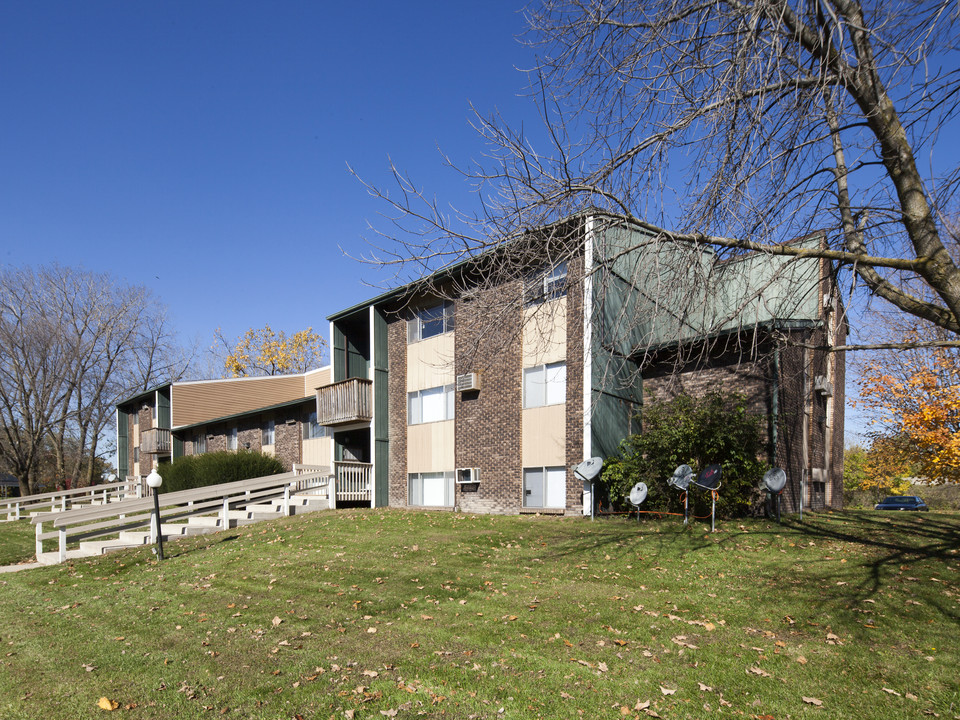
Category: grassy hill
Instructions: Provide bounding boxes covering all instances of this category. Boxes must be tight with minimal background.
[0,509,956,719]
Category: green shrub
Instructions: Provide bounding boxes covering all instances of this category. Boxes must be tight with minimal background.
[601,391,768,519]
[158,451,284,494]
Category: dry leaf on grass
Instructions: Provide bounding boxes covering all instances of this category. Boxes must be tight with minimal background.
[803,696,824,706]
[97,697,119,711]
[660,685,676,695]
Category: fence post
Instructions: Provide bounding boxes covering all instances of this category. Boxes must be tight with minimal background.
[283,485,291,517]
[328,475,337,510]
[58,527,66,563]
[35,521,42,557]
[15,502,20,521]
[221,498,230,529]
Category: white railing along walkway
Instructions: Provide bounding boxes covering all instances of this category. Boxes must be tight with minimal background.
[32,469,331,564]
[333,461,372,505]
[1,479,139,521]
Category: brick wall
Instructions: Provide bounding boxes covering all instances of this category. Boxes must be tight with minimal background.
[564,256,585,512]
[454,279,524,514]
[387,310,409,507]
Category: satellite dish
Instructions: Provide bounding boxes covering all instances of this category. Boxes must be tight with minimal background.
[668,464,693,490]
[574,457,604,483]
[628,482,648,506]
[762,467,787,493]
[693,464,722,490]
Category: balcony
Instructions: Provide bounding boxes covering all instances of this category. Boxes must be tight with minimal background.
[316,378,373,426]
[140,428,171,455]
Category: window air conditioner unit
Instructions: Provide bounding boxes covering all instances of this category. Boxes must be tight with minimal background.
[456,373,481,392]
[456,467,480,484]
[813,375,833,397]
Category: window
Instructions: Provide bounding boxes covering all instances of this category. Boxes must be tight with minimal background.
[408,471,455,507]
[262,419,275,446]
[407,301,455,343]
[227,427,238,451]
[408,384,455,424]
[523,362,566,408]
[194,434,206,455]
[303,410,329,440]
[525,262,567,305]
[133,446,140,464]
[523,466,566,508]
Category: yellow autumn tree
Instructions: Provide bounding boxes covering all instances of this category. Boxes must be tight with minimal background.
[213,325,327,377]
[857,328,960,485]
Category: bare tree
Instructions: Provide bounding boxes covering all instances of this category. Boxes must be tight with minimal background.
[359,0,960,348]
[0,265,189,495]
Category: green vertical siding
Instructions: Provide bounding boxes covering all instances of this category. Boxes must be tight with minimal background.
[333,323,347,382]
[117,409,129,478]
[172,435,184,460]
[373,307,390,507]
[157,389,171,429]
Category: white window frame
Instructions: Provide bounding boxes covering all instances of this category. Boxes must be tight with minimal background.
[408,384,456,425]
[408,471,455,507]
[227,427,238,451]
[525,262,567,305]
[523,466,567,509]
[523,361,567,408]
[407,301,455,343]
[262,419,275,446]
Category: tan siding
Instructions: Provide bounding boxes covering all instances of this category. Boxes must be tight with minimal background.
[522,299,567,368]
[301,437,331,467]
[303,367,331,396]
[171,375,306,427]
[407,421,455,473]
[407,333,456,391]
[522,405,566,466]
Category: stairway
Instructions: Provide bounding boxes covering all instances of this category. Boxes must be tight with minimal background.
[35,492,330,565]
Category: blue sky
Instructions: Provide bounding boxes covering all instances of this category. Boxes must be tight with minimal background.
[0,1,536,359]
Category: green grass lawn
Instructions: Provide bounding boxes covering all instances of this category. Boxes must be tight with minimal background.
[0,509,957,719]
[0,520,38,567]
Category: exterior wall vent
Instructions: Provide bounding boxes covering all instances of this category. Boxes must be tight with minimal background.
[456,373,481,392]
[456,467,480,484]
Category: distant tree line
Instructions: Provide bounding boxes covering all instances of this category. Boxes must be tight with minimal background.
[0,264,188,496]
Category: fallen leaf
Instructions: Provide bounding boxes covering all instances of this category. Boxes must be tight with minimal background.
[882,688,902,697]
[906,693,919,701]
[97,697,119,711]
[698,682,713,692]
[660,685,676,695]
[749,666,771,677]
[803,696,824,706]
[272,616,282,627]
[598,662,608,672]
[796,656,808,665]
[636,700,650,710]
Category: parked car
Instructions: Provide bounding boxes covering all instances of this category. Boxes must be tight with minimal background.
[874,495,929,511]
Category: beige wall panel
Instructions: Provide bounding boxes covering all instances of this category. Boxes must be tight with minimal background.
[521,405,566,466]
[301,437,331,467]
[406,333,456,391]
[172,375,306,427]
[303,367,331,395]
[522,299,567,368]
[407,421,455,473]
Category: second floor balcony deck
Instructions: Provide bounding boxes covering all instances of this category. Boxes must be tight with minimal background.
[140,428,171,455]
[315,378,373,426]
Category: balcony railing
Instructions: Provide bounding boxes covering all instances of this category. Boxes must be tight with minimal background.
[333,461,372,504]
[140,428,171,455]
[316,378,373,426]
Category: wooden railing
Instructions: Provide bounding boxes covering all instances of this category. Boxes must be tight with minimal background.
[333,461,372,504]
[316,378,373,425]
[1,480,139,521]
[140,428,172,454]
[32,469,331,563]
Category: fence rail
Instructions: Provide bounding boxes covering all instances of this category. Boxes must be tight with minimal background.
[334,461,372,504]
[1,479,139,521]
[32,468,332,563]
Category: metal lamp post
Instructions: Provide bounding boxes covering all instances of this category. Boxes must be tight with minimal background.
[146,467,164,561]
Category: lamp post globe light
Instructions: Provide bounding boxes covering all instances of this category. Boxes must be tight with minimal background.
[146,467,164,561]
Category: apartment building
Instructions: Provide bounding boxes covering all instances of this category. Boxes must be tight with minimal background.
[321,214,846,515]
[116,368,333,480]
